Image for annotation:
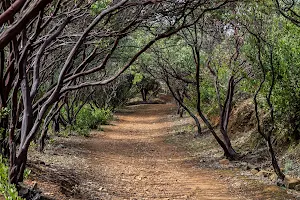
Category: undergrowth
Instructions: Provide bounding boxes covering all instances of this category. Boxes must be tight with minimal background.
[59,106,113,137]
[0,156,23,200]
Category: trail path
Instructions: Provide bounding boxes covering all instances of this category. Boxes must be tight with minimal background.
[77,103,241,199]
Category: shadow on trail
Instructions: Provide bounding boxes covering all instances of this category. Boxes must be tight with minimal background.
[29,103,296,200]
[66,103,240,200]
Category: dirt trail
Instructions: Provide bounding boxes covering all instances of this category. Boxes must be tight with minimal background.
[74,103,241,200]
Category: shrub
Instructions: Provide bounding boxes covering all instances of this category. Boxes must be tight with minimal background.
[76,105,97,130]
[0,156,23,200]
[60,105,113,137]
[92,108,113,126]
[76,106,112,129]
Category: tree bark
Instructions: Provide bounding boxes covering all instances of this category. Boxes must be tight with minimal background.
[267,137,285,180]
[165,77,202,138]
[219,76,237,157]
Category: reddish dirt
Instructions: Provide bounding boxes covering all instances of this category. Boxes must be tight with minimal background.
[27,103,297,200]
[74,103,241,199]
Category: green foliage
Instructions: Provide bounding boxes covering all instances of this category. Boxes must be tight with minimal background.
[60,105,113,137]
[0,107,9,120]
[284,159,294,172]
[130,66,144,85]
[133,73,144,85]
[23,169,31,180]
[0,107,9,140]
[90,0,112,15]
[270,18,300,142]
[92,108,113,125]
[0,156,23,200]
[240,2,300,143]
[76,106,112,129]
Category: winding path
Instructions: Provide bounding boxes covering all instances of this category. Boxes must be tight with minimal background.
[79,103,241,199]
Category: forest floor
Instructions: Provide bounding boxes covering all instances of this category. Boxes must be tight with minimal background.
[26,103,298,200]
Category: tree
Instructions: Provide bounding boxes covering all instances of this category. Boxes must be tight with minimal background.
[145,12,247,159]
[136,76,160,102]
[274,0,300,27]
[236,0,298,180]
[0,0,237,185]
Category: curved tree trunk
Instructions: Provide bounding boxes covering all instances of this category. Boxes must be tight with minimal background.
[9,147,28,184]
[267,137,285,180]
[219,77,238,158]
[220,128,237,157]
[38,126,48,152]
[196,109,234,159]
[165,78,202,137]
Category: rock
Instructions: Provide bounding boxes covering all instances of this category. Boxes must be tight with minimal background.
[32,193,41,200]
[240,162,248,166]
[256,170,273,178]
[239,162,249,170]
[284,177,300,189]
[241,165,249,170]
[250,169,259,175]
[19,187,29,197]
[55,144,66,149]
[18,182,29,197]
[18,181,43,199]
[295,184,300,191]
[219,159,230,165]
[277,179,285,187]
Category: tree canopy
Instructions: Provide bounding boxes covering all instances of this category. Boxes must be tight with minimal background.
[0,0,300,197]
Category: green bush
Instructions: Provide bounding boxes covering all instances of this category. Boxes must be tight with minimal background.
[0,156,23,200]
[60,105,113,137]
[92,108,113,126]
[76,106,97,130]
[76,106,112,129]
[0,107,9,140]
[0,108,9,120]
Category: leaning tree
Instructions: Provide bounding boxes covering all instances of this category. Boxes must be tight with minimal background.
[0,0,237,185]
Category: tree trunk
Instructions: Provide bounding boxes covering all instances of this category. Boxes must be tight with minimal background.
[193,47,234,159]
[218,76,237,158]
[267,137,285,180]
[179,108,184,118]
[0,115,9,157]
[141,89,147,102]
[197,109,234,159]
[220,128,237,157]
[38,126,48,152]
[53,115,60,133]
[165,79,202,137]
[9,147,28,184]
